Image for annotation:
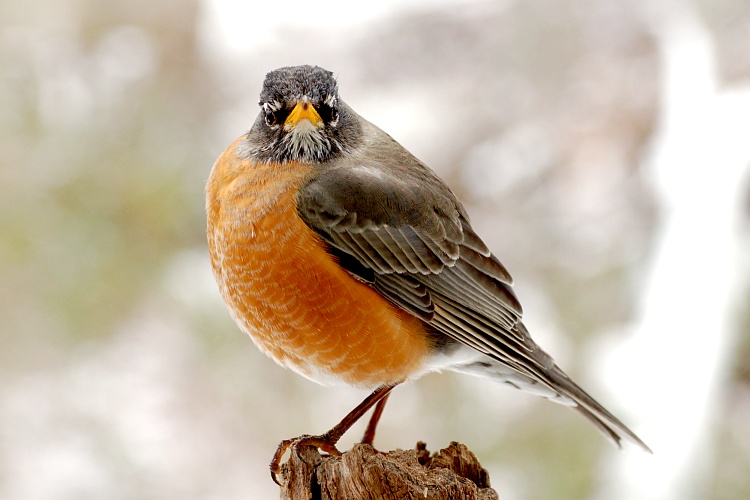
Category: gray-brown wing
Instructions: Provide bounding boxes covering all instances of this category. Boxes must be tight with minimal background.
[296,162,541,368]
[296,162,652,452]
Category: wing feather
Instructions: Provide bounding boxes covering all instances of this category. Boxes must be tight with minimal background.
[292,125,650,452]
[296,163,535,370]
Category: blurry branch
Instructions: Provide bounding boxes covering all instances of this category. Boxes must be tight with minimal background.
[277,442,498,500]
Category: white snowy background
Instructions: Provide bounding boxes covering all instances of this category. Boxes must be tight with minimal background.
[1,0,748,499]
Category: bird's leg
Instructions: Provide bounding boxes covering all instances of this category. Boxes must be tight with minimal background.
[270,383,398,484]
[361,392,391,446]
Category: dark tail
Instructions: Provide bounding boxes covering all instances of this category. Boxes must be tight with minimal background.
[547,365,652,453]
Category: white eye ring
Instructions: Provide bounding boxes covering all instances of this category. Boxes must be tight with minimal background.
[262,101,284,129]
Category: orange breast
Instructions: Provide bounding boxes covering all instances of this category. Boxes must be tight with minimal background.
[206,138,430,388]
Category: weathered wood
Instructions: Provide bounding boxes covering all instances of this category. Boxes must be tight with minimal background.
[277,442,499,500]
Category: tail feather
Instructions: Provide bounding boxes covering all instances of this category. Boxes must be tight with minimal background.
[548,365,652,453]
[447,353,651,452]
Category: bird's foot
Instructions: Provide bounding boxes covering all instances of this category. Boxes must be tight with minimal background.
[270,432,342,485]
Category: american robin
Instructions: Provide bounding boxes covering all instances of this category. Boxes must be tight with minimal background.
[206,65,650,481]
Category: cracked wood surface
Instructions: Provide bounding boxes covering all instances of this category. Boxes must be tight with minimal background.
[277,441,499,500]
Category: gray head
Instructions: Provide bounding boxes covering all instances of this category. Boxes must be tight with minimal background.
[248,65,362,164]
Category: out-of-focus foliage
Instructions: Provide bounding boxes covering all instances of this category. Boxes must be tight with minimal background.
[0,0,748,499]
[1,0,214,348]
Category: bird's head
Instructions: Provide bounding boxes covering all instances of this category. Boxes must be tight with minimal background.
[249,65,361,164]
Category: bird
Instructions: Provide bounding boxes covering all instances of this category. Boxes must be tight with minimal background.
[205,65,650,482]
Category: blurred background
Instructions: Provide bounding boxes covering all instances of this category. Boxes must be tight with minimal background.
[1,0,748,498]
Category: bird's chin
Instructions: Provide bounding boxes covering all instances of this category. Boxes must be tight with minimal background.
[280,122,332,163]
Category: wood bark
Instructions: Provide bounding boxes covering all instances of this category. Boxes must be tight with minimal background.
[277,441,499,500]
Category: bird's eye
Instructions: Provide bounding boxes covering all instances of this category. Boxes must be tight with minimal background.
[316,103,339,126]
[264,108,288,128]
[262,101,289,128]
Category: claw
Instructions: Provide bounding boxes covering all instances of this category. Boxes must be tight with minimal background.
[268,384,398,486]
[270,436,297,485]
[269,433,343,485]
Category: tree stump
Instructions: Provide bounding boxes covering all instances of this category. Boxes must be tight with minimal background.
[277,441,499,500]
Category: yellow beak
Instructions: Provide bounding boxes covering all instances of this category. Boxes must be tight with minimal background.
[284,100,323,128]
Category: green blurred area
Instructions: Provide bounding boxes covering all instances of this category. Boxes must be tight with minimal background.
[1,0,212,354]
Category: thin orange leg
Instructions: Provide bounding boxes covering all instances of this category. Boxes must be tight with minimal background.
[361,392,391,446]
[270,383,399,484]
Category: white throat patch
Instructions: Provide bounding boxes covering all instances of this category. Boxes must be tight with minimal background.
[281,119,331,163]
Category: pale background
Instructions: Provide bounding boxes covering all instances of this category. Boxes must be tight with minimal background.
[1,0,749,499]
